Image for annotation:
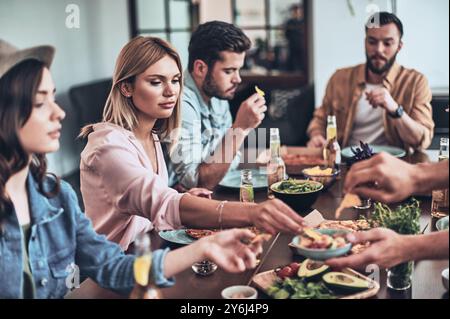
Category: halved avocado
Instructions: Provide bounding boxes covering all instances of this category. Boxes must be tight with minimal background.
[322,272,370,293]
[297,259,330,281]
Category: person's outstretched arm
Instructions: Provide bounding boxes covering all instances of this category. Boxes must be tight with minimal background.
[326,228,449,270]
[344,153,449,203]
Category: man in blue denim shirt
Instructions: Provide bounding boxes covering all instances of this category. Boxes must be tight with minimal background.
[165,21,267,190]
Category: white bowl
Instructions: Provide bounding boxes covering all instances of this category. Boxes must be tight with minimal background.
[442,268,449,291]
[221,285,258,299]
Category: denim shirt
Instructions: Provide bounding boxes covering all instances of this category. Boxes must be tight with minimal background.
[0,173,174,299]
[164,72,241,188]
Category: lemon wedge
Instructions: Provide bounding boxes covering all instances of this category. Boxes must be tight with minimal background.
[255,85,265,97]
[133,254,152,286]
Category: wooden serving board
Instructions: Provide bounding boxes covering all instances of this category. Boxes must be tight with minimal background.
[252,267,380,299]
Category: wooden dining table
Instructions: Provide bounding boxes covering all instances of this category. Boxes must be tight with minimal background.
[66,150,449,299]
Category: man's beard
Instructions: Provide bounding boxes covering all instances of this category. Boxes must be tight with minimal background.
[202,71,237,100]
[366,52,398,75]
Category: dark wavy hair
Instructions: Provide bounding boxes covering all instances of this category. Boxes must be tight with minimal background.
[0,59,60,227]
[365,11,404,39]
[188,21,251,72]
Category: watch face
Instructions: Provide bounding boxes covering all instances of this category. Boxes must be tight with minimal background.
[390,106,403,118]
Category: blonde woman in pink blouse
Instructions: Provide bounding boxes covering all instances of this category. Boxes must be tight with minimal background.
[80,36,304,250]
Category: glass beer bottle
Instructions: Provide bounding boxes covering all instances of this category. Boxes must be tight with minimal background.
[323,115,341,169]
[240,169,255,203]
[431,138,449,220]
[267,128,286,198]
[129,233,161,299]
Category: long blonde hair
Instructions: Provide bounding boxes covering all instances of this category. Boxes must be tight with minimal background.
[80,36,182,145]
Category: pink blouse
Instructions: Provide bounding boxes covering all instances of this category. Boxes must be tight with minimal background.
[80,123,185,250]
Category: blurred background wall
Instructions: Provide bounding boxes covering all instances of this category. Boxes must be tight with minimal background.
[1,0,448,177]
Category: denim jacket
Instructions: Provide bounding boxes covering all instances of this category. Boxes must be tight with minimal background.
[0,173,174,299]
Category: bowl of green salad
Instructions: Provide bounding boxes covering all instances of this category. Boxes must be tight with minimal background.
[270,179,323,215]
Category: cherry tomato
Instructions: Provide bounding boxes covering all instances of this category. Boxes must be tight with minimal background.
[289,262,300,274]
[276,266,295,279]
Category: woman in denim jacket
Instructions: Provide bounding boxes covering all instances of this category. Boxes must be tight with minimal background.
[0,40,264,299]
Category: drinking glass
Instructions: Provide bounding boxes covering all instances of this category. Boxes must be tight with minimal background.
[353,197,372,210]
[387,262,414,291]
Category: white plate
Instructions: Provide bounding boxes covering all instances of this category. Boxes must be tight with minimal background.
[436,216,449,231]
[158,230,195,245]
[219,168,268,189]
[341,145,406,159]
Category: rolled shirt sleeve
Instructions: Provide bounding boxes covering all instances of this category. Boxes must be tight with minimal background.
[151,248,175,287]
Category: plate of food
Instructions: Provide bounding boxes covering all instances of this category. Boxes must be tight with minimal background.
[158,229,197,245]
[341,143,406,160]
[290,228,352,261]
[317,219,371,232]
[184,226,262,240]
[185,229,218,239]
[219,168,268,189]
[316,219,371,255]
[295,210,372,256]
[302,166,340,190]
[252,259,379,299]
[283,153,325,166]
[257,147,325,175]
[160,227,265,245]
